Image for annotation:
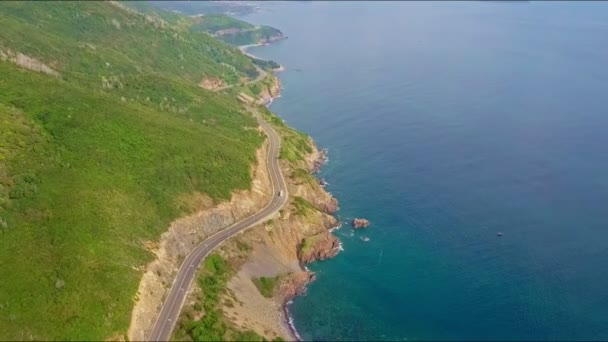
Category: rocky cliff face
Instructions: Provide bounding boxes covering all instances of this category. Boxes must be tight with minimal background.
[255,75,282,105]
[298,231,340,264]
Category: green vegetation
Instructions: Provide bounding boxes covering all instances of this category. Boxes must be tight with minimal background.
[0,2,260,82]
[147,1,259,17]
[216,25,284,47]
[183,14,285,47]
[190,14,253,33]
[227,70,278,99]
[124,2,284,48]
[173,255,266,341]
[0,1,274,339]
[252,276,281,298]
[301,235,322,254]
[252,57,281,70]
[293,196,317,217]
[290,168,317,186]
[258,108,313,162]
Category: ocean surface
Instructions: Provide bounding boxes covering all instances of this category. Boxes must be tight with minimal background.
[241,2,608,340]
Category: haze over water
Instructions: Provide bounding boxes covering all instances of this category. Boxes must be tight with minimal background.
[242,2,608,340]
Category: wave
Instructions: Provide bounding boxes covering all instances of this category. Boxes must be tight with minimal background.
[285,302,303,341]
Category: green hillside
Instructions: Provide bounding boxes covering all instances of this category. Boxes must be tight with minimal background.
[0,1,270,339]
[189,14,285,46]
[123,1,285,47]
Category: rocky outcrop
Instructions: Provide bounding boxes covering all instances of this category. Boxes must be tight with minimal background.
[198,77,227,90]
[298,231,340,264]
[276,271,316,302]
[309,148,328,174]
[0,49,59,77]
[255,75,281,105]
[352,218,370,229]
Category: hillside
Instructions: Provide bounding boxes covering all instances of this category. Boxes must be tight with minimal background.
[124,2,286,46]
[190,14,285,46]
[147,0,261,17]
[0,1,277,339]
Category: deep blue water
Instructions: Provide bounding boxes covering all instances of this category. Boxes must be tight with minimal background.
[241,2,608,340]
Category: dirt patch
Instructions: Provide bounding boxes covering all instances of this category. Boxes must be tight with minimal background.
[199,77,227,90]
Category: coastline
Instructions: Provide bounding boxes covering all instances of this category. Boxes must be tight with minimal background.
[239,42,286,73]
[244,43,299,340]
[261,66,302,342]
[241,44,337,342]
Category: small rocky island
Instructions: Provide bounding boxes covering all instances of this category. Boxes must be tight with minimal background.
[352,218,370,229]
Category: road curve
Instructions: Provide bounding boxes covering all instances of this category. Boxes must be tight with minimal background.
[147,112,288,341]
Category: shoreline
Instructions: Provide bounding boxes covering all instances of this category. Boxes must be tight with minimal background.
[264,72,302,342]
[242,40,332,342]
[239,42,286,73]
[240,40,303,342]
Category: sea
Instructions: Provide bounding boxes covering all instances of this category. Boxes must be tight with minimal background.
[240,2,608,340]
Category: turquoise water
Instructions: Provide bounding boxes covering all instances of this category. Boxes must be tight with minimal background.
[242,2,608,340]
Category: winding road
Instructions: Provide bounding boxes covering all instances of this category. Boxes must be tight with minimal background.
[147,112,288,341]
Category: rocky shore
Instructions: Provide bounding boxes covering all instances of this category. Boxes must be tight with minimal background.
[210,70,342,340]
[352,218,370,229]
[226,138,341,341]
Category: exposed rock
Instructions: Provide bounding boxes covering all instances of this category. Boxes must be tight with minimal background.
[199,77,227,90]
[276,271,316,302]
[255,75,281,106]
[352,218,370,229]
[0,49,59,77]
[111,18,121,29]
[310,148,328,174]
[323,197,339,214]
[238,92,256,104]
[298,231,340,264]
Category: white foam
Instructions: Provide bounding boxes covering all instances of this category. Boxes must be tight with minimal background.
[285,303,303,341]
[329,222,343,232]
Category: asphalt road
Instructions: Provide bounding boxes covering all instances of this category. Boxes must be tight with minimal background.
[147,112,288,341]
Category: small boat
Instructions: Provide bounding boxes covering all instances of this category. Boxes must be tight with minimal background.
[360,236,370,242]
[497,232,503,237]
